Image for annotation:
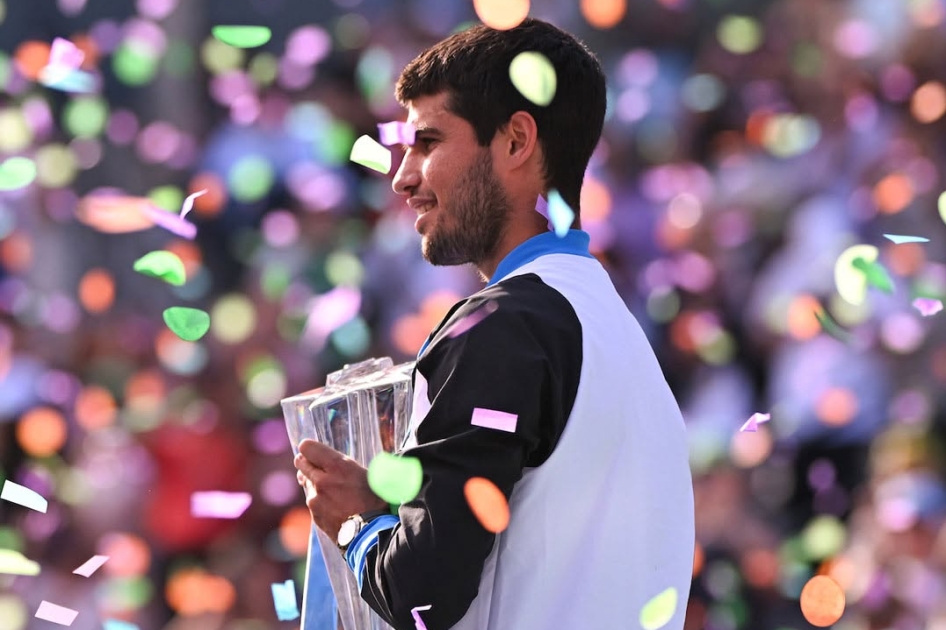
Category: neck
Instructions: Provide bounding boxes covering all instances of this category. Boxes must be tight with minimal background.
[475,215,547,282]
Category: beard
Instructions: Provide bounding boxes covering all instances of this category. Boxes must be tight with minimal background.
[422,152,511,267]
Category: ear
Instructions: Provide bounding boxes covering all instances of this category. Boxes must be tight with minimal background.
[496,110,539,171]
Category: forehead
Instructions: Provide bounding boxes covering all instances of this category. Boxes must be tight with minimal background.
[405,93,467,132]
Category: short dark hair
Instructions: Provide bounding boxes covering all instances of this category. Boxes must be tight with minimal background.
[395,18,607,214]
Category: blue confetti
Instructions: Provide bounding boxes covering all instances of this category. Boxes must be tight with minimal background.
[103,620,140,630]
[271,579,300,621]
[547,189,575,238]
[883,233,930,245]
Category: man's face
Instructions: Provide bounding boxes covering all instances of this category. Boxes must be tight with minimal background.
[392,93,511,267]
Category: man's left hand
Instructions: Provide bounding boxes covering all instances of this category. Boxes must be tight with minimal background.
[294,439,390,543]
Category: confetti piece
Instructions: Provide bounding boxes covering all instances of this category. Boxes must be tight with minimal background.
[103,621,140,630]
[547,189,575,237]
[270,579,300,621]
[377,121,416,147]
[47,38,85,71]
[211,25,273,48]
[190,491,252,518]
[1,479,48,513]
[411,605,432,630]
[72,555,109,577]
[800,575,845,627]
[739,412,770,432]
[813,307,853,344]
[938,191,946,225]
[534,195,553,231]
[470,407,518,433]
[35,601,79,626]
[851,256,894,293]
[162,307,211,341]
[0,549,41,576]
[133,251,187,286]
[40,69,96,93]
[834,244,878,305]
[75,194,158,233]
[473,0,530,30]
[0,157,38,191]
[639,587,678,630]
[367,452,423,504]
[350,135,392,174]
[464,477,510,533]
[39,38,94,93]
[447,300,499,338]
[883,234,930,244]
[509,51,557,106]
[141,205,197,240]
[179,189,208,221]
[913,297,943,316]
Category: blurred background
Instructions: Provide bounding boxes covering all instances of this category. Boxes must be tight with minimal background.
[0,0,945,628]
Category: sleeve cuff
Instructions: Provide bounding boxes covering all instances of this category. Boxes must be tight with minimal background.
[344,514,399,591]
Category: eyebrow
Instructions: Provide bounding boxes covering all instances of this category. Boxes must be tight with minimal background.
[401,126,443,151]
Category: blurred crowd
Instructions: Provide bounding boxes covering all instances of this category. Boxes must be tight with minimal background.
[1,0,945,628]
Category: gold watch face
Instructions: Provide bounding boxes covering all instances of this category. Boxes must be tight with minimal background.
[337,518,359,547]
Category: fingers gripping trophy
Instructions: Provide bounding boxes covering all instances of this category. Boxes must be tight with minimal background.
[282,358,415,630]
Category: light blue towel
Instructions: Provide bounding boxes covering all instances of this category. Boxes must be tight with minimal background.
[303,524,338,629]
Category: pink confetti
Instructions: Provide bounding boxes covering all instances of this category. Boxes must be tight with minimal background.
[302,286,362,348]
[377,121,416,147]
[411,605,431,630]
[447,300,498,338]
[470,407,518,433]
[190,491,252,519]
[139,190,206,240]
[39,38,95,93]
[534,195,553,231]
[740,412,771,432]
[73,554,109,577]
[35,601,79,626]
[141,205,197,239]
[48,38,85,70]
[912,297,943,317]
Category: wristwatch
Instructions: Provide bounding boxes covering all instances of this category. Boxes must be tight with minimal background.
[337,509,391,552]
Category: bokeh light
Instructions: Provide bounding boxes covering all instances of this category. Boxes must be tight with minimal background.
[15,406,67,456]
[78,268,116,313]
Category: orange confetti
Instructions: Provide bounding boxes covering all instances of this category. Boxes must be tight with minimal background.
[14,40,52,80]
[800,575,846,627]
[815,387,858,427]
[76,195,158,233]
[473,0,530,30]
[16,406,67,457]
[464,477,510,533]
[581,0,627,29]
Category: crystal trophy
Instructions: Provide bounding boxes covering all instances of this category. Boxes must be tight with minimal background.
[281,357,415,630]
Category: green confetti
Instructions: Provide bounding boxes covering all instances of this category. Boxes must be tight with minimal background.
[0,549,40,576]
[640,587,678,630]
[814,306,852,344]
[0,157,37,190]
[350,135,391,174]
[834,244,877,306]
[852,257,894,294]
[211,25,272,49]
[162,307,211,341]
[508,51,557,106]
[367,452,422,504]
[133,251,187,286]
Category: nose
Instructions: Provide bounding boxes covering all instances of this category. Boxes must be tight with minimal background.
[392,149,420,197]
